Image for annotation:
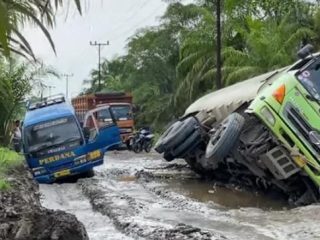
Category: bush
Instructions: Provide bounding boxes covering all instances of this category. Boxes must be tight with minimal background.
[0,147,23,190]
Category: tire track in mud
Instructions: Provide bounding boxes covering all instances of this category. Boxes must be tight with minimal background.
[39,183,132,240]
[80,171,276,240]
[80,177,221,240]
[87,152,320,240]
[40,152,320,240]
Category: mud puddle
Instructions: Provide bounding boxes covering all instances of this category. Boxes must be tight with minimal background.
[163,178,288,210]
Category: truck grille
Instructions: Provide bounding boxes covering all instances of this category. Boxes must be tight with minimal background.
[285,105,320,154]
[119,128,133,134]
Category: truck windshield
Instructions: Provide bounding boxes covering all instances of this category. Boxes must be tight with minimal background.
[26,117,82,153]
[296,59,320,101]
[110,105,132,120]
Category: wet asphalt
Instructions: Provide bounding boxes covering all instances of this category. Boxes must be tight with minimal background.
[39,151,320,240]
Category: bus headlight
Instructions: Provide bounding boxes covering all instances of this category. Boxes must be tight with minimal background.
[32,167,47,176]
[261,106,275,126]
[87,150,102,161]
[74,155,87,165]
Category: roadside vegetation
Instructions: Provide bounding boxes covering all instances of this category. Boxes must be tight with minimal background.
[0,147,23,190]
[84,0,320,131]
[0,0,82,188]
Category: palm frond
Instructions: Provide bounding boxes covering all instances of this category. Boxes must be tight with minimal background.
[225,66,262,85]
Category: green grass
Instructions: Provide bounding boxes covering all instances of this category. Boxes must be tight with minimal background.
[0,179,10,190]
[0,148,23,191]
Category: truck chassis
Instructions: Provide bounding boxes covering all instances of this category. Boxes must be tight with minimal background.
[156,109,319,206]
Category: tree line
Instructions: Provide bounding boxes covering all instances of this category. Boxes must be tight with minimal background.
[84,0,320,131]
[0,0,81,146]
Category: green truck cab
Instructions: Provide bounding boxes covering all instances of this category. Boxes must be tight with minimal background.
[249,50,320,191]
[155,45,320,205]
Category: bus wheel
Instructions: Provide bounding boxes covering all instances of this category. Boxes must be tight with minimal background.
[82,169,95,178]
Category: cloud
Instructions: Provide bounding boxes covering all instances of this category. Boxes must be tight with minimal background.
[23,0,169,99]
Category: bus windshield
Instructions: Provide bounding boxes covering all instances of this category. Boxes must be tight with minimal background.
[110,105,132,120]
[25,117,82,153]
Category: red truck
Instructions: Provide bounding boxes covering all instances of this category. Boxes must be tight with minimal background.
[71,92,134,145]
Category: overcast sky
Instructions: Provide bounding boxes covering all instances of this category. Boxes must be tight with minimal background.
[23,0,179,99]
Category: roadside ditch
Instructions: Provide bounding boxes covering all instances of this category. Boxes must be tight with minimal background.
[0,163,88,240]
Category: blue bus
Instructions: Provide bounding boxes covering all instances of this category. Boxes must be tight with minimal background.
[22,95,121,183]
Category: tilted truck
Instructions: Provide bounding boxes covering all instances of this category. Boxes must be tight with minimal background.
[72,92,134,146]
[155,44,320,205]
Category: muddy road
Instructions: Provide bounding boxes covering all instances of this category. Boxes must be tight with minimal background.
[40,151,320,240]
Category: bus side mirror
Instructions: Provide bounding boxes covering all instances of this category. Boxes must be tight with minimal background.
[83,127,90,141]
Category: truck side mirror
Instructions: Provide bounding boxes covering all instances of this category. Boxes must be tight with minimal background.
[83,127,90,141]
[297,44,314,59]
[132,104,139,113]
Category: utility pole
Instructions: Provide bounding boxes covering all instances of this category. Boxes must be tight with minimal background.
[62,73,73,99]
[215,0,222,89]
[90,40,109,92]
[39,83,46,101]
[48,85,55,97]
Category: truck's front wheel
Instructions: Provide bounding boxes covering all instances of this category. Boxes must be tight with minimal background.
[205,113,245,162]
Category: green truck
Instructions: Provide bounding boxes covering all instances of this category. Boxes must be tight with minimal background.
[155,44,320,205]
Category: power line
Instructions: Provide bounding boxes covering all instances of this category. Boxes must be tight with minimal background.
[89,41,110,91]
[106,0,151,34]
[108,3,166,42]
[69,0,152,63]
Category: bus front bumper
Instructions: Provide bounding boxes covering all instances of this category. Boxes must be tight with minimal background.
[35,158,103,184]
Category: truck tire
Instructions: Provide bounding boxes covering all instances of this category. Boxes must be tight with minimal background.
[155,117,198,153]
[171,128,202,158]
[184,150,208,175]
[155,121,182,153]
[164,152,175,162]
[205,113,245,162]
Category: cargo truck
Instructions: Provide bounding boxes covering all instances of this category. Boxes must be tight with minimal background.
[155,44,320,205]
[72,92,134,146]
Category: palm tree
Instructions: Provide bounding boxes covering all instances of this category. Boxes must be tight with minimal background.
[0,0,81,59]
[175,7,215,102]
[0,58,58,145]
[222,16,315,85]
[176,9,315,103]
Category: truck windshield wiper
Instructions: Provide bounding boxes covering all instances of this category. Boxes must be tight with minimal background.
[306,94,320,103]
